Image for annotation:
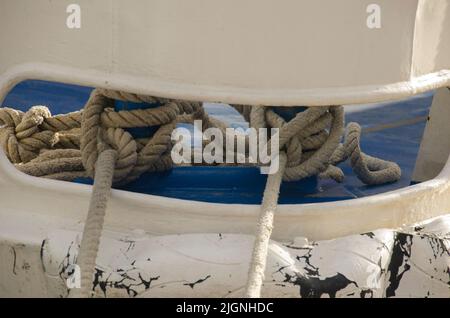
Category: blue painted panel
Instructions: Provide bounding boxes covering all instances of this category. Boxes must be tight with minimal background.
[76,167,327,204]
[272,106,308,121]
[114,100,162,138]
[2,80,92,114]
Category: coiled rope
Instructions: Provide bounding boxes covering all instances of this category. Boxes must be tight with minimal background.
[0,89,401,297]
[0,89,207,183]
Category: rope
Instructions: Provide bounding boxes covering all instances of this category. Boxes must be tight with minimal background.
[0,98,401,186]
[69,148,117,298]
[340,123,401,184]
[245,152,287,298]
[241,105,400,298]
[234,105,401,184]
[0,89,206,184]
[0,89,403,298]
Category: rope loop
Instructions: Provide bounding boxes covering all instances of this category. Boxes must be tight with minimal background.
[0,106,58,163]
[343,122,401,185]
[80,88,202,184]
[235,105,401,184]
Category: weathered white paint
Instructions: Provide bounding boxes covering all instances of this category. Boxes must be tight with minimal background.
[0,0,449,106]
[3,215,449,297]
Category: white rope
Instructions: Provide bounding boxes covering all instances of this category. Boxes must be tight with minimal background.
[245,152,287,298]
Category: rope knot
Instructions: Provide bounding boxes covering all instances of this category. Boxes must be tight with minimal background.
[0,106,59,163]
[243,105,400,185]
[246,105,344,182]
[80,89,200,184]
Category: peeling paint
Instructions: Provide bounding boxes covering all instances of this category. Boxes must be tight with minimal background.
[11,247,17,275]
[183,275,211,289]
[37,215,450,298]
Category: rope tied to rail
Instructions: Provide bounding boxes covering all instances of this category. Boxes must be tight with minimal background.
[242,105,401,298]
[0,89,401,297]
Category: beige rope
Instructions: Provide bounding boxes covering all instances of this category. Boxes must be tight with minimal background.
[0,97,401,187]
[341,123,401,185]
[69,148,117,298]
[1,89,205,184]
[234,105,401,184]
[245,152,287,298]
[242,105,400,298]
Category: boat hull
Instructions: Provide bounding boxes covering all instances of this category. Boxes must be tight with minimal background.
[3,215,450,297]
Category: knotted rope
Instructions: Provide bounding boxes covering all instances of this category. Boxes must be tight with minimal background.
[235,105,401,185]
[0,89,402,298]
[2,89,205,184]
[0,96,401,186]
[242,105,400,298]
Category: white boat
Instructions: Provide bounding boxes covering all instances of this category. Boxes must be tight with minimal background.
[0,0,449,298]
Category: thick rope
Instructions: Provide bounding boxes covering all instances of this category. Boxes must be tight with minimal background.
[241,105,400,298]
[233,105,401,184]
[245,152,287,298]
[0,89,205,185]
[69,148,117,298]
[0,98,401,186]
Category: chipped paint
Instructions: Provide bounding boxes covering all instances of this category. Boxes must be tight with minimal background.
[184,275,211,289]
[10,247,17,275]
[11,215,448,297]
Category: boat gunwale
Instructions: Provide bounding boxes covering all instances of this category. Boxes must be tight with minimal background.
[0,62,449,107]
